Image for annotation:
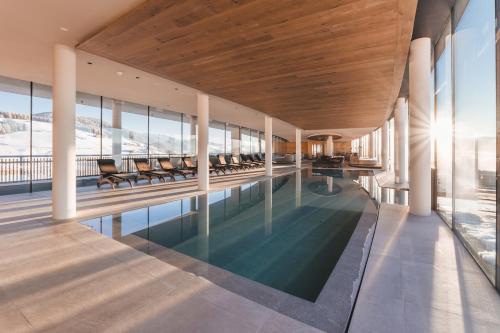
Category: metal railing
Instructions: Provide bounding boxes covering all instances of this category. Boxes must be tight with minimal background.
[0,154,195,184]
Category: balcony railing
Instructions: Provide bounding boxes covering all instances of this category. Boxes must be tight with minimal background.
[0,154,193,184]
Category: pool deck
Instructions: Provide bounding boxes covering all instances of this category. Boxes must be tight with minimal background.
[349,203,500,333]
[1,167,499,332]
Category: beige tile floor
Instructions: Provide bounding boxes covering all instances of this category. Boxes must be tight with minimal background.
[0,166,324,332]
[349,203,500,333]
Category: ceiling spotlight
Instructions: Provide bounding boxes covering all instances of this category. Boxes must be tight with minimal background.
[116,71,123,76]
[59,27,69,32]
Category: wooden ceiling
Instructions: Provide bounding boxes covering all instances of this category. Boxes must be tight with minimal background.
[78,0,417,130]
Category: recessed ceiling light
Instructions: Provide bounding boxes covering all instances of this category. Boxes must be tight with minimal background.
[59,27,69,32]
[87,61,93,65]
[116,71,123,76]
[135,76,140,79]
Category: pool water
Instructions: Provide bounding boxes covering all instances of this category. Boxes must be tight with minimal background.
[81,169,377,302]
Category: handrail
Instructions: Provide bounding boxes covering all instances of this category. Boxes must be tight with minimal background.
[0,154,196,183]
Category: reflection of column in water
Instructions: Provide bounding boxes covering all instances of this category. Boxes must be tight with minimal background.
[381,187,388,203]
[307,167,313,178]
[396,191,407,205]
[265,178,273,235]
[295,171,302,208]
[327,176,333,193]
[197,193,210,261]
[112,214,122,239]
[366,176,373,197]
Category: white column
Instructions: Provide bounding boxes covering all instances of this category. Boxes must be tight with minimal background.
[295,128,301,169]
[394,97,409,184]
[111,99,122,168]
[381,121,389,170]
[197,93,209,191]
[52,44,76,220]
[409,37,432,216]
[265,116,273,177]
[326,136,333,156]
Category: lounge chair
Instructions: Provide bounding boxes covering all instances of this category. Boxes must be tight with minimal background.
[181,157,198,174]
[218,155,240,172]
[231,155,250,170]
[210,157,226,174]
[249,154,265,167]
[255,154,265,164]
[157,157,195,179]
[240,154,258,168]
[133,158,175,183]
[96,159,139,189]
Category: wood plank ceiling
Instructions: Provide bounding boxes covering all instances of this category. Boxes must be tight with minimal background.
[78,0,417,130]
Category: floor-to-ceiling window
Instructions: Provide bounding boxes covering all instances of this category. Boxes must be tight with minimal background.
[229,124,240,157]
[31,83,52,189]
[0,74,281,195]
[240,127,251,155]
[121,102,148,172]
[434,21,453,225]
[101,97,113,157]
[454,0,496,281]
[250,130,260,154]
[76,93,102,177]
[182,114,197,156]
[0,76,30,192]
[149,108,182,156]
[209,121,226,155]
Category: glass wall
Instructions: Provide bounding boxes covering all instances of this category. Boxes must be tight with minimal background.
[121,102,148,156]
[434,22,453,225]
[209,121,226,155]
[250,130,260,154]
[453,0,496,281]
[149,108,182,156]
[240,128,251,154]
[0,74,288,195]
[0,77,30,191]
[182,114,197,156]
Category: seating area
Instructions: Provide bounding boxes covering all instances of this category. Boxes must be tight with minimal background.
[96,154,268,189]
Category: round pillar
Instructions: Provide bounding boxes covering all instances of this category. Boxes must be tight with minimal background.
[52,44,76,220]
[409,37,432,216]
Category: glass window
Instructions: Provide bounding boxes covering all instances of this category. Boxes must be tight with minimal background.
[101,98,113,157]
[241,128,251,154]
[251,130,260,154]
[32,83,52,182]
[0,76,30,191]
[76,92,101,157]
[454,0,496,281]
[76,92,102,178]
[121,102,148,156]
[225,124,231,155]
[209,121,225,155]
[435,25,453,225]
[229,124,240,157]
[182,114,197,156]
[121,102,148,172]
[149,108,182,155]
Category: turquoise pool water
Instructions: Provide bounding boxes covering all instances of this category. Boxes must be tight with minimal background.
[81,169,381,302]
